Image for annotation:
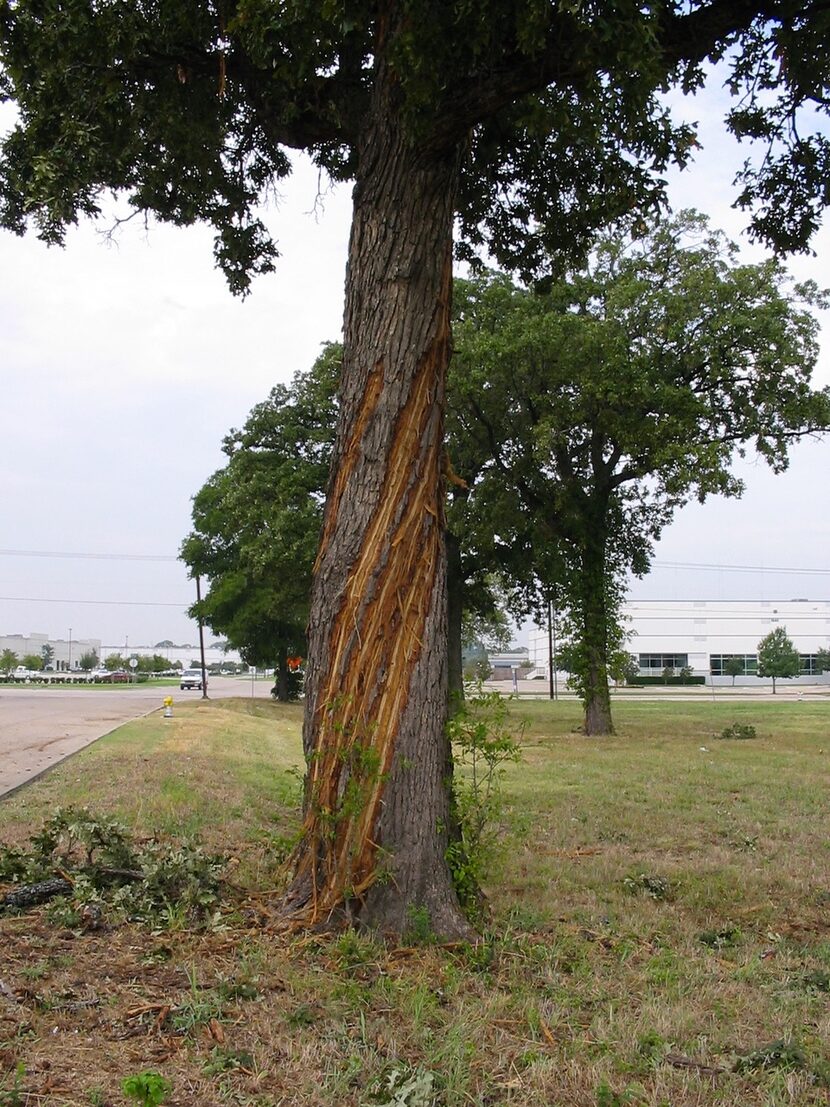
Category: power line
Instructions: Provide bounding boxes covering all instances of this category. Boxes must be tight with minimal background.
[651,560,830,575]
[0,596,188,608]
[1,547,827,576]
[0,548,178,562]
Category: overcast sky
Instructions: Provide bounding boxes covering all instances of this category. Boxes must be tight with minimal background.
[1,74,828,652]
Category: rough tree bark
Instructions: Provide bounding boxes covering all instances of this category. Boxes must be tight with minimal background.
[274,643,289,703]
[282,59,472,938]
[579,507,615,737]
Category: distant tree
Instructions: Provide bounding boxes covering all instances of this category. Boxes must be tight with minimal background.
[461,603,513,655]
[448,213,830,736]
[757,627,801,694]
[21,653,43,671]
[815,648,830,676]
[78,650,99,671]
[0,649,18,676]
[462,655,493,683]
[678,665,693,683]
[105,654,127,672]
[723,657,745,686]
[662,666,676,685]
[182,345,338,701]
[134,654,168,673]
[40,643,54,669]
[154,640,175,649]
[609,653,640,687]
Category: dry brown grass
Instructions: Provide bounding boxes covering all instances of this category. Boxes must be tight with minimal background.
[0,696,828,1106]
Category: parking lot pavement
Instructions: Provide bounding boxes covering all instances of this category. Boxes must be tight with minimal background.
[0,678,271,798]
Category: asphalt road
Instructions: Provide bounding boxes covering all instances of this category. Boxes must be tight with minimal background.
[0,677,272,798]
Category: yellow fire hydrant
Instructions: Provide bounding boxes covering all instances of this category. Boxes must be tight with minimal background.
[163,696,174,719]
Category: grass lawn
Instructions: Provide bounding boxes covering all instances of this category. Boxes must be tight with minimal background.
[0,697,828,1106]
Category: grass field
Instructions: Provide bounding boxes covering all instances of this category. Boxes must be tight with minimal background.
[0,697,828,1106]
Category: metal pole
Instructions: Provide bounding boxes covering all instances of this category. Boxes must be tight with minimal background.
[548,599,554,701]
[195,575,209,699]
[552,603,559,701]
[68,627,72,672]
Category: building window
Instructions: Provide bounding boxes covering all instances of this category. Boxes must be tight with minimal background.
[710,654,758,676]
[638,653,689,672]
[800,654,821,675]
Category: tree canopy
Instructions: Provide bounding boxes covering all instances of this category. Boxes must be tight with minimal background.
[448,211,830,734]
[2,3,829,287]
[757,625,801,692]
[0,649,18,675]
[181,342,338,696]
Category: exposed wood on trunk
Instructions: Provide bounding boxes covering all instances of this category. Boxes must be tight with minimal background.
[283,58,471,938]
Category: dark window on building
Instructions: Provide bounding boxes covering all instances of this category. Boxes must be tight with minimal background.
[638,653,689,672]
[710,654,758,676]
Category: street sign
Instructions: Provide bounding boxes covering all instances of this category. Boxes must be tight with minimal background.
[129,658,138,669]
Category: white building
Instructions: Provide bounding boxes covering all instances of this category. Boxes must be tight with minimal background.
[0,633,241,672]
[0,631,102,671]
[100,643,242,669]
[528,599,830,686]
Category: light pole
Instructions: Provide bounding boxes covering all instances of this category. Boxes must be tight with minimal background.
[68,627,72,672]
[194,575,209,699]
[547,598,559,701]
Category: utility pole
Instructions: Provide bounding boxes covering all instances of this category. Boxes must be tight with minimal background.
[195,575,209,699]
[548,597,559,701]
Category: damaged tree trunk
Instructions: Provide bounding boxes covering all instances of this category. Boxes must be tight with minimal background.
[282,65,471,938]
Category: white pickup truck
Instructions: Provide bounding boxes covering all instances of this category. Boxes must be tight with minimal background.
[180,668,206,691]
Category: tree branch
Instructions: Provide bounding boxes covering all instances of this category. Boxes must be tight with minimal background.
[425,0,782,154]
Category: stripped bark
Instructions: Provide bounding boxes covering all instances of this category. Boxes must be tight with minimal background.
[282,56,471,937]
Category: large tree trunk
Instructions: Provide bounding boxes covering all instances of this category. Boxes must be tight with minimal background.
[579,513,615,737]
[274,643,289,702]
[283,64,471,939]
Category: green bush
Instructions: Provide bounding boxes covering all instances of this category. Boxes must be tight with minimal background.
[717,723,757,740]
[627,675,706,686]
[446,684,521,920]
